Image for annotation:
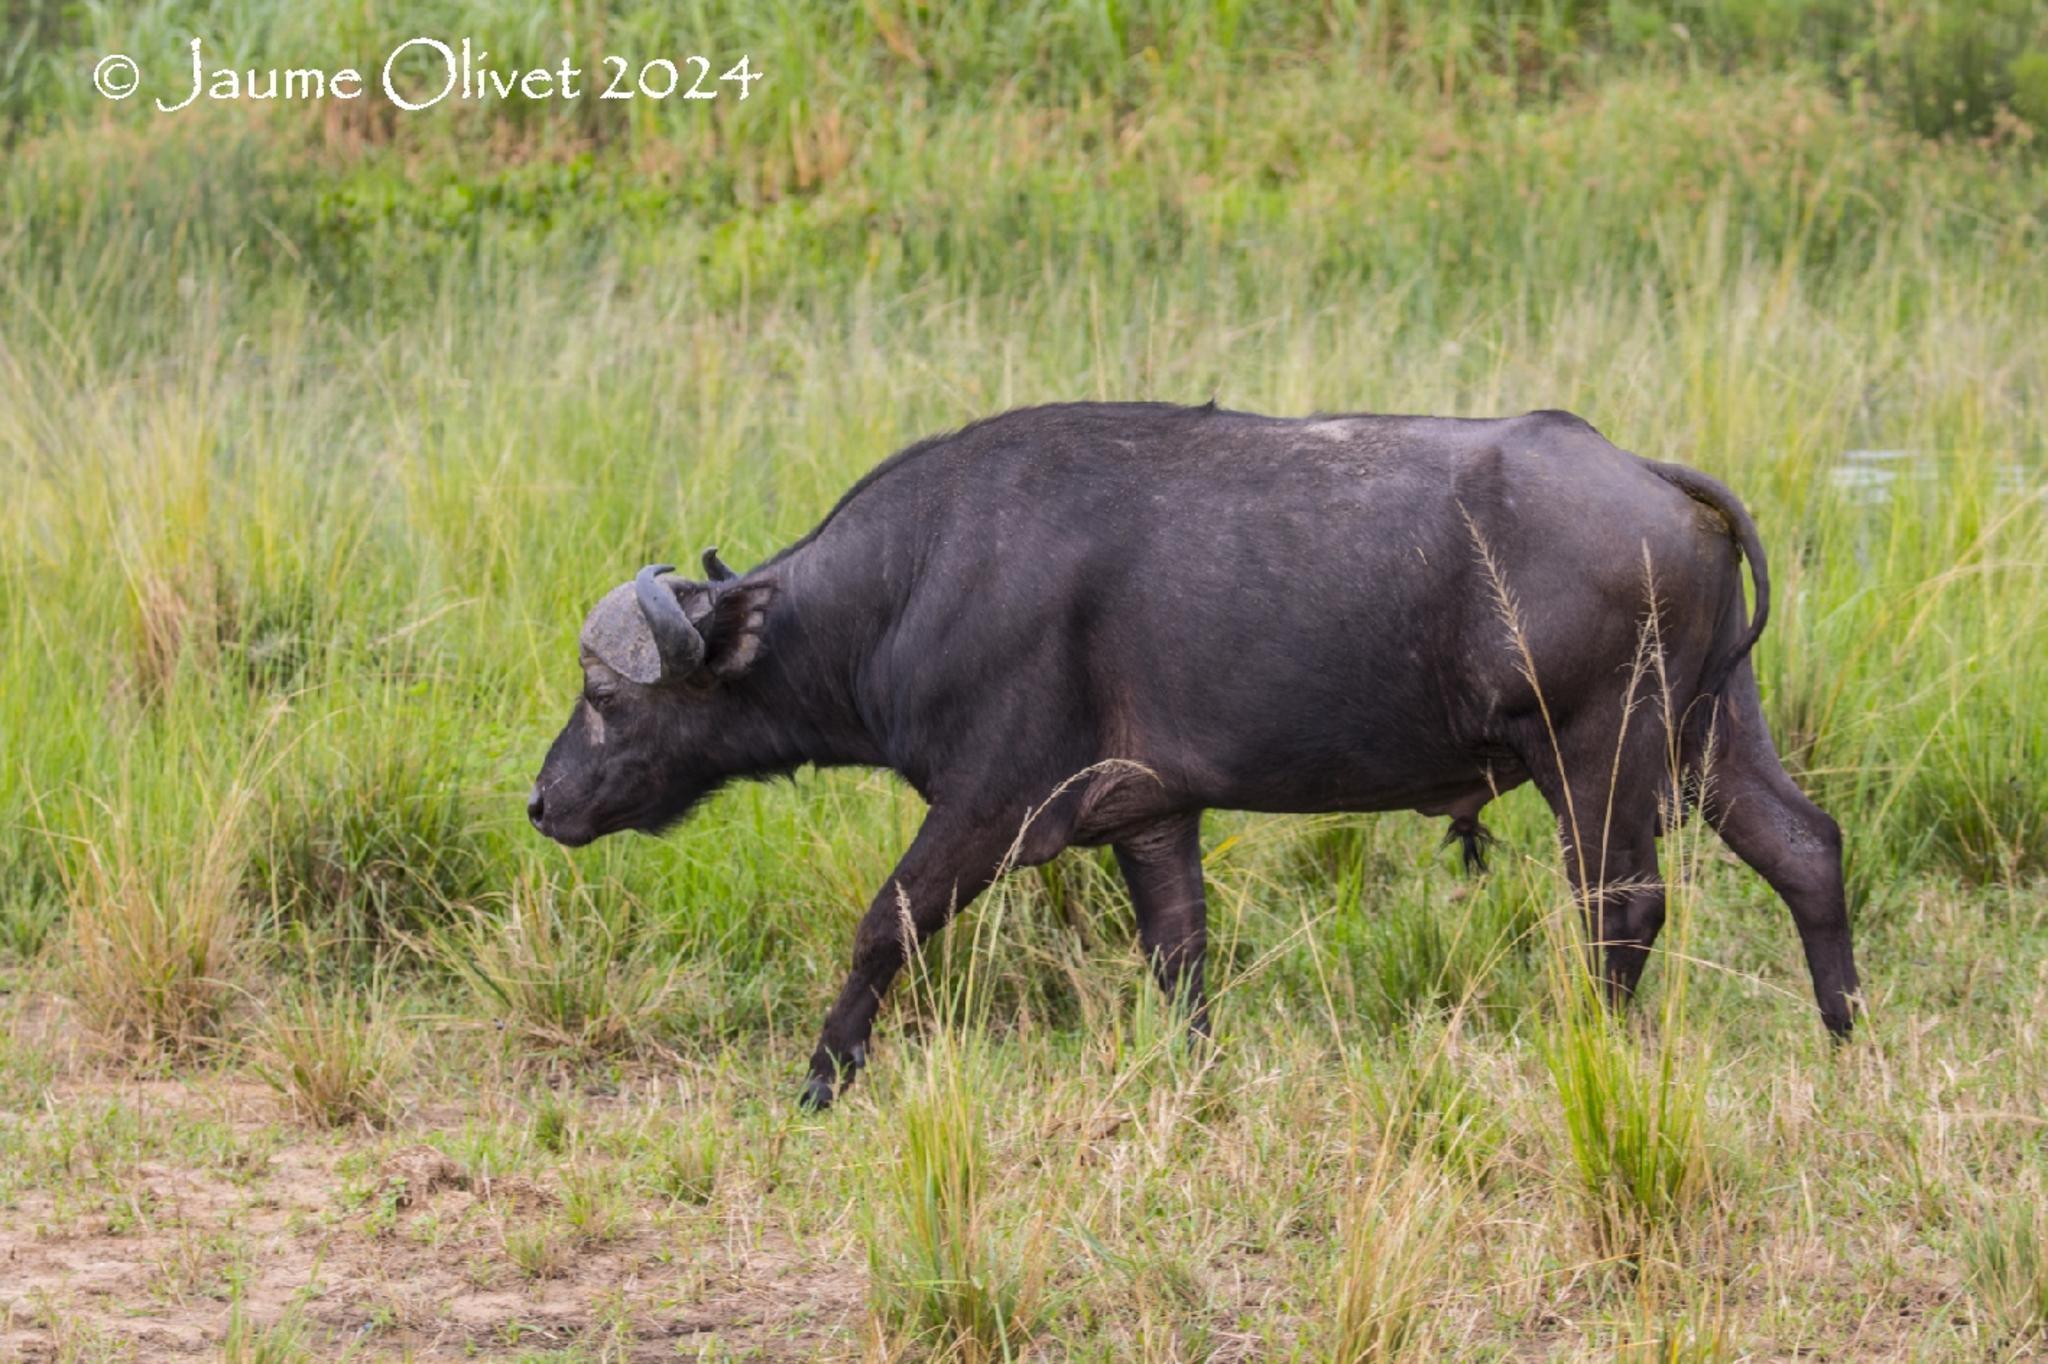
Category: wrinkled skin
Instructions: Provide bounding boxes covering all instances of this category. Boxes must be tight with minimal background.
[530,403,1862,1110]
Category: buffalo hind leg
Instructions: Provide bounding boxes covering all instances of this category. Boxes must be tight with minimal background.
[1548,800,1667,1007]
[1699,666,1861,1035]
[1523,728,1672,1010]
[801,812,1015,1110]
[1112,813,1210,1038]
[1587,826,1667,1006]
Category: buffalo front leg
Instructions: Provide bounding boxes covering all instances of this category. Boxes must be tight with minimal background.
[800,813,1014,1111]
[1113,813,1211,1038]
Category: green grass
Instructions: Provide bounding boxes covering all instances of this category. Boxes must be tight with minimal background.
[1963,1190,2048,1350]
[252,966,407,1128]
[430,871,687,1055]
[868,1030,1042,1359]
[0,1,2045,1356]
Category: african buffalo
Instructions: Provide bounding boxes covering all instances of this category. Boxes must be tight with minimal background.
[528,402,1861,1109]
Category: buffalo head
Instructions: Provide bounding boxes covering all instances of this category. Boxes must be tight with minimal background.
[528,550,773,847]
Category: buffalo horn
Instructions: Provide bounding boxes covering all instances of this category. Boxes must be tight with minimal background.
[633,564,704,678]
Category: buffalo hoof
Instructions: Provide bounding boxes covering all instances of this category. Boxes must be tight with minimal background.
[797,1074,836,1112]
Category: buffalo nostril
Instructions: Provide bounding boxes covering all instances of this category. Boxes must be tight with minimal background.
[527,786,545,826]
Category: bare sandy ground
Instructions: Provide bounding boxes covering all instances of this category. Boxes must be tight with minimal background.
[0,1059,867,1361]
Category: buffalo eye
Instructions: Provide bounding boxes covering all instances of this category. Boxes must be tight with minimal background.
[584,685,618,711]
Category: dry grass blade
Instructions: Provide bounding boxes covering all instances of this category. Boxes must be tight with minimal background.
[1330,1146,1466,1363]
[64,835,246,1056]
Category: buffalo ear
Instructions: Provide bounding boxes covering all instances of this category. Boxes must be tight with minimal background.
[680,581,776,681]
[701,547,737,582]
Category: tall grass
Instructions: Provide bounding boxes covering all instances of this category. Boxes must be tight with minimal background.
[1539,797,1717,1269]
[432,872,684,1055]
[49,717,282,1055]
[866,923,1046,1359]
[1329,1127,1469,1361]
[1361,1016,1510,1186]
[8,65,2040,955]
[0,9,2044,1352]
[253,964,407,1127]
[869,1041,1039,1358]
[1543,999,1714,1263]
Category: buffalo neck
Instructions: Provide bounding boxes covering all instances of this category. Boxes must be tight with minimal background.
[731,531,894,776]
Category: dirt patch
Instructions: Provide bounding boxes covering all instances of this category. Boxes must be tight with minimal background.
[0,1074,867,1361]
